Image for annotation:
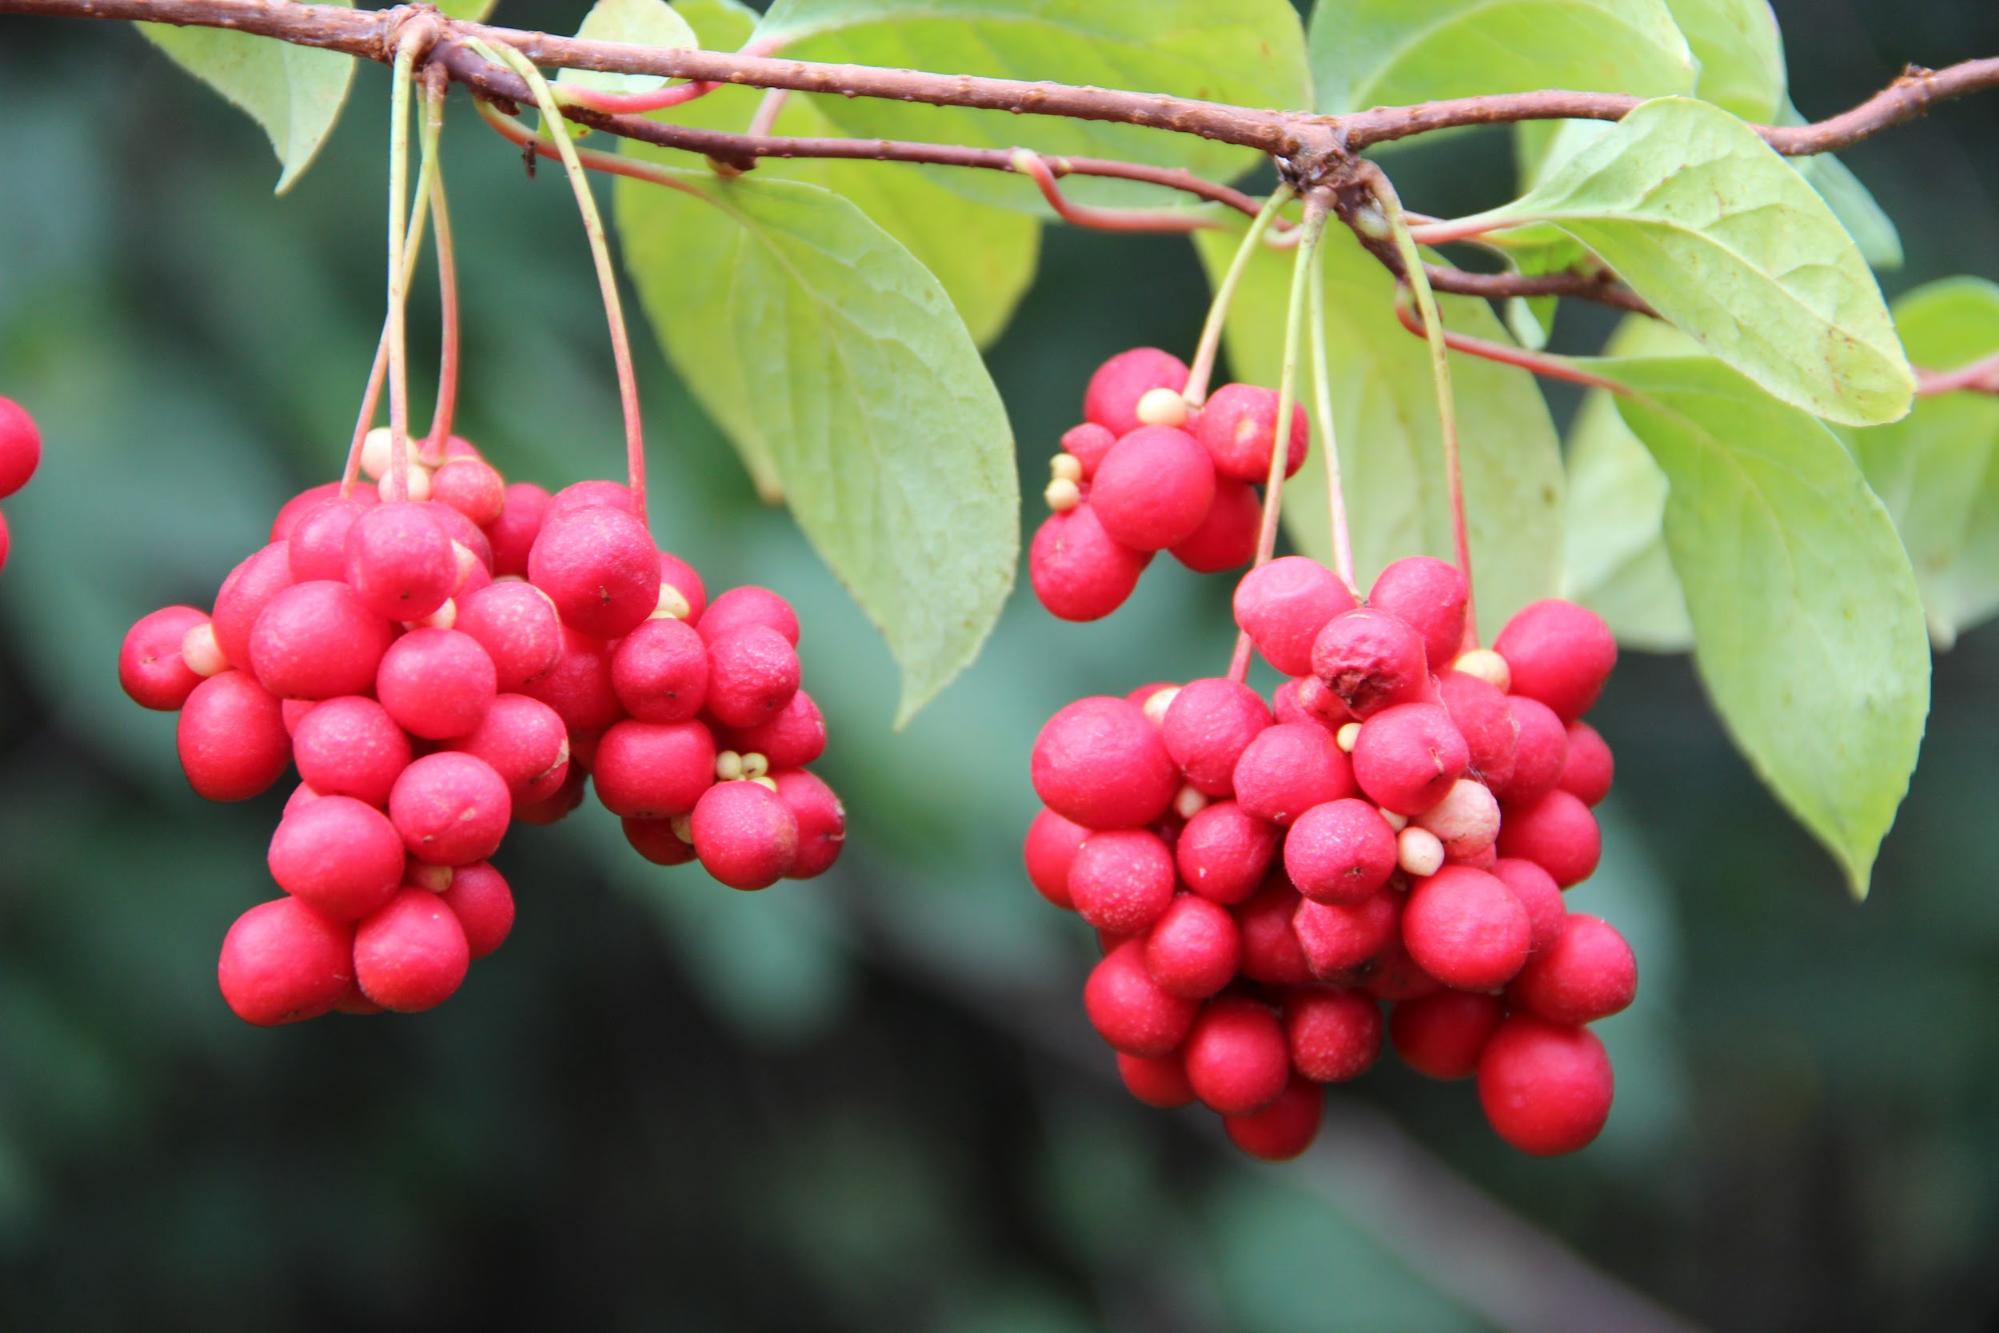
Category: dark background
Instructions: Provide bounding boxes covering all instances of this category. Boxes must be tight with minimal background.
[1,1,1996,1329]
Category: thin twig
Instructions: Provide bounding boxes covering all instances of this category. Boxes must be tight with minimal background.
[1390,298,1630,395]
[1306,213,1356,594]
[1184,189,1294,406]
[422,69,459,460]
[1010,148,1220,234]
[1915,350,1999,396]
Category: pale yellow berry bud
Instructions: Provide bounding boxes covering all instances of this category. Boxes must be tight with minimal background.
[715,750,745,782]
[360,426,393,482]
[1452,648,1512,692]
[750,775,779,793]
[1335,722,1362,753]
[411,864,455,893]
[1141,686,1180,728]
[741,752,770,779]
[652,583,692,620]
[181,622,227,677]
[1045,477,1082,512]
[1173,784,1210,820]
[1378,807,1409,832]
[415,598,457,631]
[1134,386,1190,427]
[1050,453,1084,484]
[1397,825,1445,877]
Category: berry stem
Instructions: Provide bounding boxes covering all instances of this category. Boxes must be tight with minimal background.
[1915,349,1999,396]
[1403,215,1506,248]
[1185,186,1294,407]
[423,78,461,461]
[1227,193,1328,685]
[337,159,439,498]
[745,86,790,138]
[1389,297,1631,394]
[482,42,651,528]
[1305,212,1356,595]
[385,34,419,504]
[475,95,705,200]
[1009,149,1222,233]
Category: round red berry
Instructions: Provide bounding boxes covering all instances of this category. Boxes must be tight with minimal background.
[723,689,826,769]
[216,897,355,1026]
[1235,877,1313,985]
[439,861,515,960]
[1090,425,1216,552]
[691,780,799,890]
[1233,556,1356,677]
[1031,696,1179,831]
[1285,988,1382,1083]
[703,626,801,729]
[1223,1076,1324,1161]
[527,504,660,639]
[1024,807,1090,909]
[485,481,551,578]
[1194,382,1309,484]
[611,616,709,724]
[376,627,499,740]
[1067,829,1177,934]
[1401,865,1532,991]
[1350,702,1469,815]
[1389,990,1503,1079]
[1310,607,1430,719]
[1183,996,1290,1115]
[1083,347,1189,437]
[1558,721,1614,806]
[698,585,800,646]
[1084,938,1199,1057]
[1283,798,1398,904]
[456,580,563,692]
[1142,894,1240,999]
[389,752,511,865]
[177,670,292,802]
[1496,789,1601,887]
[1490,856,1566,955]
[267,794,406,920]
[344,501,455,622]
[1493,600,1617,723]
[772,769,844,879]
[1232,722,1354,826]
[1490,695,1568,805]
[1477,1015,1615,1155]
[119,605,209,711]
[1293,890,1399,978]
[1365,556,1469,669]
[211,541,296,669]
[1116,1051,1195,1108]
[1175,801,1279,906]
[451,693,570,803]
[1169,478,1261,573]
[1162,677,1271,797]
[1509,913,1637,1025]
[593,719,717,819]
[354,887,472,1012]
[1029,504,1149,622]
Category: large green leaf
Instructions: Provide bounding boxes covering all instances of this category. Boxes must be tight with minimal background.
[1310,0,1692,114]
[1779,100,1903,271]
[613,164,1018,724]
[1663,0,1784,120]
[559,0,698,96]
[137,2,356,194]
[1471,97,1912,426]
[1192,220,1564,632]
[1847,278,1999,647]
[1602,356,1929,896]
[750,0,1310,210]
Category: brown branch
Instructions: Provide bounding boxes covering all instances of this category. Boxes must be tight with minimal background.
[1392,294,1631,394]
[1423,264,1655,316]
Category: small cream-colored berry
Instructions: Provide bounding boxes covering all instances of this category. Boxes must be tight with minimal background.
[360,426,393,481]
[1134,386,1190,427]
[181,622,227,677]
[1413,777,1501,858]
[411,864,455,893]
[1173,783,1210,820]
[1140,686,1180,728]
[652,583,692,620]
[1045,477,1082,512]
[749,775,779,793]
[670,814,694,843]
[377,462,433,503]
[1335,721,1362,753]
[741,752,770,779]
[1050,453,1083,484]
[451,541,480,591]
[1397,825,1445,877]
[715,750,745,782]
[1378,807,1409,832]
[414,598,457,631]
[1452,647,1512,692]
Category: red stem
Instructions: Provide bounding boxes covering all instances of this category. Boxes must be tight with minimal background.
[1010,148,1220,233]
[1915,350,1999,396]
[423,76,459,463]
[1390,298,1632,394]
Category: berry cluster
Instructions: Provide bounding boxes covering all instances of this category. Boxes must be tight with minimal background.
[1030,348,1307,620]
[0,396,43,574]
[118,431,844,1026]
[1027,553,1634,1159]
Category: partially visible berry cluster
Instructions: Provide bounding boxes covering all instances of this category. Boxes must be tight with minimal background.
[0,396,43,574]
[1027,553,1634,1160]
[118,432,844,1026]
[1030,348,1307,620]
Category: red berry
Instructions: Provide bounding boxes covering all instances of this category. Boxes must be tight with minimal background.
[431,457,506,527]
[1085,938,1199,1057]
[1169,478,1261,573]
[1194,382,1309,483]
[1232,722,1354,826]
[703,626,801,729]
[1233,556,1356,677]
[1285,988,1382,1082]
[547,479,636,521]
[485,481,551,577]
[772,769,845,879]
[1497,789,1601,887]
[1366,556,1469,669]
[289,696,410,807]
[211,541,296,669]
[248,580,396,700]
[451,693,570,803]
[723,689,826,769]
[690,781,800,889]
[1060,422,1118,479]
[344,501,454,622]
[1143,894,1241,999]
[1558,721,1614,806]
[1283,798,1398,904]
[1236,877,1312,985]
[375,628,498,740]
[528,505,660,639]
[657,550,708,625]
[119,605,208,711]
[421,501,496,576]
[1116,1051,1195,1108]
[1510,914,1636,1025]
[516,768,587,826]
[177,670,291,801]
[1293,890,1399,978]
[593,719,717,819]
[389,752,511,865]
[0,395,42,497]
[1491,857,1566,955]
[0,507,9,573]
[1350,703,1469,815]
[286,496,372,581]
[216,897,354,1026]
[1477,1015,1614,1155]
[1029,504,1148,622]
[1068,829,1177,934]
[1490,695,1567,805]
[1310,607,1431,719]
[698,586,800,646]
[456,580,563,692]
[1083,347,1189,436]
[623,816,696,865]
[612,617,709,723]
[1493,600,1617,723]
[523,625,622,733]
[272,482,363,542]
[1024,807,1091,909]
[1175,801,1279,906]
[1438,670,1518,790]
[267,795,406,920]
[440,861,515,959]
[1360,932,1443,1002]
[353,887,471,1012]
[1161,677,1271,797]
[1389,990,1503,1079]
[1030,696,1178,831]
[1401,865,1531,991]
[1223,1076,1323,1161]
[1090,426,1216,552]
[1183,996,1289,1115]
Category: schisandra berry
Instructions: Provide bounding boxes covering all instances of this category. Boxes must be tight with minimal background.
[376,627,498,740]
[771,768,844,879]
[1476,1015,1614,1155]
[1361,932,1443,1002]
[1493,600,1617,723]
[1496,789,1601,888]
[527,504,659,639]
[353,888,472,1013]
[623,816,697,866]
[1029,504,1148,621]
[1059,422,1117,479]
[1558,722,1614,806]
[0,396,43,497]
[698,585,800,646]
[344,501,456,622]
[1283,798,1398,904]
[516,769,587,827]
[691,780,801,890]
[178,670,291,801]
[1491,857,1566,954]
[546,479,636,521]
[1310,607,1429,719]
[451,693,570,803]
[389,752,511,865]
[1491,695,1567,805]
[1233,556,1356,677]
[1116,1051,1196,1108]
[704,626,802,729]
[456,580,562,692]
[1169,478,1261,573]
[1141,894,1240,999]
[1350,703,1469,816]
[119,605,209,710]
[1194,382,1309,483]
[1401,866,1532,992]
[270,482,351,540]
[287,496,372,581]
[656,550,708,624]
[290,696,412,807]
[1223,1077,1324,1161]
[267,795,405,920]
[1084,938,1198,1057]
[216,897,355,1026]
[1509,914,1637,1025]
[1389,990,1504,1079]
[486,481,551,577]
[212,542,296,668]
[1412,777,1501,861]
[1284,988,1383,1083]
[1293,890,1399,979]
[1437,671,1517,790]
[1024,807,1090,909]
[1083,348,1190,437]
[1090,426,1216,552]
[1175,801,1279,906]
[1366,556,1469,669]
[1232,722,1354,826]
[1161,677,1271,797]
[248,580,396,700]
[524,626,623,734]
[431,457,506,527]
[440,861,515,960]
[612,617,709,723]
[1067,829,1176,934]
[1235,878,1313,985]
[593,719,717,818]
[725,689,826,769]
[1031,696,1179,831]
[1183,996,1290,1115]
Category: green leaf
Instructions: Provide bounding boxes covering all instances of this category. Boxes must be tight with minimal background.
[137,2,356,194]
[1847,278,1999,647]
[1777,98,1904,271]
[613,164,1018,724]
[1471,97,1912,426]
[434,0,500,19]
[750,0,1310,210]
[559,0,699,96]
[1663,0,1785,120]
[1192,220,1564,630]
[1601,355,1929,896]
[1311,0,1692,114]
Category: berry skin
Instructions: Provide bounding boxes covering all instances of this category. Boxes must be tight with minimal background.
[344,501,455,622]
[1162,677,1272,797]
[528,505,661,639]
[271,482,361,541]
[1438,670,1518,790]
[451,693,571,803]
[657,551,709,625]
[248,580,396,700]
[376,628,499,740]
[119,605,209,711]
[1233,556,1357,677]
[1493,600,1617,723]
[353,888,472,1013]
[456,580,563,692]
[440,861,514,959]
[1360,932,1444,1002]
[177,671,292,801]
[1194,382,1310,483]
[691,780,799,890]
[1509,914,1637,1025]
[1183,996,1290,1115]
[1310,607,1431,719]
[1024,808,1091,909]
[697,585,801,647]
[523,625,623,734]
[547,479,636,521]
[1084,939,1199,1057]
[1090,425,1216,552]
[593,719,718,819]
[1031,696,1179,831]
[1402,866,1532,992]
[1558,721,1614,806]
[1490,695,1568,806]
[1232,722,1355,827]
[1142,894,1241,999]
[290,696,412,807]
[1412,777,1502,861]
[216,897,355,1026]
[1285,988,1383,1082]
[703,626,802,729]
[1490,857,1566,955]
[485,481,552,578]
[723,689,826,769]
[1029,504,1148,621]
[1350,703,1470,816]
[1236,878,1313,985]
[623,816,697,866]
[1084,347,1190,437]
[1496,789,1602,888]
[516,768,587,827]
[1389,990,1504,1079]
[1175,801,1280,906]
[1224,1077,1324,1161]
[0,396,42,498]
[1293,890,1400,978]
[1169,478,1261,573]
[1060,422,1118,479]
[1067,829,1177,934]
[612,617,709,724]
[1366,556,1469,670]
[1283,798,1398,904]
[1477,1015,1615,1155]
[772,769,845,878]
[1116,1051,1196,1108]
[211,541,296,669]
[286,496,373,581]
[431,457,506,527]
[267,795,406,920]
[389,752,511,865]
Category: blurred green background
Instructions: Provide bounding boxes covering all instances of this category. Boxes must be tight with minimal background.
[2,2,1997,1328]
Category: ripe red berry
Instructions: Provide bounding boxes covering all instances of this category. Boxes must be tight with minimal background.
[724,689,826,769]
[1496,789,1601,887]
[375,627,498,740]
[1493,600,1617,723]
[1175,801,1280,906]
[1194,382,1309,483]
[120,605,209,710]
[451,693,570,803]
[1490,856,1566,954]
[343,501,455,622]
[1184,996,1290,1115]
[1510,914,1637,1025]
[516,768,587,826]
[1084,347,1190,437]
[211,541,296,668]
[1162,677,1272,797]
[270,482,357,541]
[1236,877,1314,985]
[0,396,42,498]
[528,505,661,639]
[656,550,708,624]
[1438,670,1518,790]
[177,670,292,801]
[1142,894,1241,998]
[698,585,801,646]
[1060,421,1118,478]
[440,860,514,959]
[456,580,563,692]
[1490,695,1568,805]
[1285,988,1383,1082]
[1401,865,1532,992]
[771,768,844,879]
[1116,1051,1196,1108]
[389,752,511,865]
[1310,607,1430,719]
[547,479,636,521]
[288,696,410,807]
[1232,722,1355,826]
[1084,938,1199,1057]
[622,815,696,865]
[1293,890,1399,978]
[611,616,709,723]
[267,795,406,920]
[703,626,802,729]
[1558,721,1614,806]
[1031,696,1179,831]
[1223,1076,1324,1161]
[1029,504,1148,621]
[0,507,9,573]
[1389,990,1504,1079]
[247,580,396,700]
[1233,556,1356,677]
[1477,1015,1615,1155]
[1090,425,1217,552]
[1024,807,1090,909]
[1068,829,1177,934]
[1360,932,1444,1002]
[286,495,373,581]
[1283,798,1398,904]
[593,719,718,819]
[431,457,506,527]
[485,481,551,578]
[523,625,623,733]
[216,897,355,1026]
[1366,556,1469,669]
[1350,703,1469,815]
[690,780,799,890]
[353,887,472,1012]
[1169,477,1261,573]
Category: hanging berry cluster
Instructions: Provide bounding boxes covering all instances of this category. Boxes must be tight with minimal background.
[117,437,844,1027]
[0,396,41,574]
[1024,348,1637,1160]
